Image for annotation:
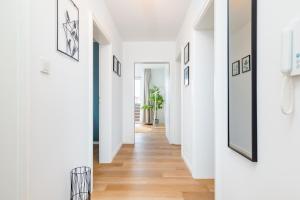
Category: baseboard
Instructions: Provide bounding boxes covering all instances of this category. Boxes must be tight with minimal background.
[182,152,193,176]
[111,142,122,160]
[93,141,99,145]
[123,135,134,144]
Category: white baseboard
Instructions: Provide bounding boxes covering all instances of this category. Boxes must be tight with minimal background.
[182,152,193,177]
[111,142,122,160]
[123,135,134,144]
[93,141,99,145]
[99,142,123,164]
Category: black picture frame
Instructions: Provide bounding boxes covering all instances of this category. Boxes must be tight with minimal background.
[184,43,190,65]
[232,61,240,76]
[242,55,251,73]
[113,55,118,73]
[117,61,121,77]
[184,66,189,86]
[227,0,257,162]
[57,0,80,61]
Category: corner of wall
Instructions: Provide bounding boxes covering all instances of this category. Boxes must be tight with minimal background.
[182,151,194,177]
[111,141,122,160]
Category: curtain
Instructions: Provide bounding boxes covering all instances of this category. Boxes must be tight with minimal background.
[143,69,153,124]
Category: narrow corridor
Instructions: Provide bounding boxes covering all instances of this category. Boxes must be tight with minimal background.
[92,131,214,200]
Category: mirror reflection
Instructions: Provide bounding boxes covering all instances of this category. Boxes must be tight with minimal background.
[228,0,257,161]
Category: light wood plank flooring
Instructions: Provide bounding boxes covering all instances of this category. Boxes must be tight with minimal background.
[92,128,214,200]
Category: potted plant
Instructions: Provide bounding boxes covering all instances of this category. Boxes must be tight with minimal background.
[142,86,164,126]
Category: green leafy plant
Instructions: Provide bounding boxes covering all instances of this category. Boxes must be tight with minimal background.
[142,86,164,123]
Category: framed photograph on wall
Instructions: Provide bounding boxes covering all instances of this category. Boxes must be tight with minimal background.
[242,55,251,73]
[184,42,190,65]
[113,55,118,73]
[57,0,79,61]
[117,61,121,77]
[232,61,240,76]
[184,66,189,86]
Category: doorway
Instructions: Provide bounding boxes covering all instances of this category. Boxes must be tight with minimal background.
[89,15,112,193]
[134,63,170,141]
[93,42,100,144]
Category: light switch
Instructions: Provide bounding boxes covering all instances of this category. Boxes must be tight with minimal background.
[40,57,50,75]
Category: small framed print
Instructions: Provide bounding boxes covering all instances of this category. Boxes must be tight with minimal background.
[232,61,240,76]
[117,61,121,77]
[113,55,118,73]
[242,55,251,73]
[184,42,190,65]
[184,66,190,86]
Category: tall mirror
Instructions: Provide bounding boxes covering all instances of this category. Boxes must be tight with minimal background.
[228,0,257,162]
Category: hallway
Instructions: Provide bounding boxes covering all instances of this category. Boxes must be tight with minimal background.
[92,132,214,200]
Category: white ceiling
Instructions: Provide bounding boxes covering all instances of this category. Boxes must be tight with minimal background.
[104,0,192,41]
[229,0,251,32]
[195,1,214,30]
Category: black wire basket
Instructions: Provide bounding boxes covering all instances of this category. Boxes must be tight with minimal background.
[70,166,91,200]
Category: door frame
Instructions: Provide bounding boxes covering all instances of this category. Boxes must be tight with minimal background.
[88,12,114,190]
[133,62,171,144]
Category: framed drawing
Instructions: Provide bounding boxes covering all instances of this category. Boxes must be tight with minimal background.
[184,66,189,86]
[232,61,240,76]
[184,42,190,65]
[57,0,79,61]
[242,55,251,73]
[113,56,118,73]
[117,61,121,77]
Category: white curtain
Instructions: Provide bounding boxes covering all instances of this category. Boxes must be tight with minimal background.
[143,69,153,124]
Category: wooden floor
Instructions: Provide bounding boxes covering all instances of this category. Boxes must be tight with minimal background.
[92,127,214,200]
[135,123,166,134]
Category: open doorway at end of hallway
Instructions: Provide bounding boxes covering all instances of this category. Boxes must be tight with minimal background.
[134,63,169,140]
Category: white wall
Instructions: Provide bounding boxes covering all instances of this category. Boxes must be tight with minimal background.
[229,21,252,155]
[176,0,215,179]
[0,0,21,199]
[193,30,215,178]
[111,52,123,160]
[122,42,180,144]
[215,0,300,199]
[27,0,123,200]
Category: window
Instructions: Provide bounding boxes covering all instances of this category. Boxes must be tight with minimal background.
[135,78,141,104]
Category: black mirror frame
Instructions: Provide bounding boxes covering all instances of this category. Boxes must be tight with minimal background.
[227,0,257,162]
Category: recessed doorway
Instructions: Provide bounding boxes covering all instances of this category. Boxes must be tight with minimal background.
[134,63,170,142]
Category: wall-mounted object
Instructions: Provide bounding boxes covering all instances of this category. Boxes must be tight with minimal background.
[242,55,251,73]
[232,61,240,76]
[228,0,257,162]
[113,55,118,73]
[57,0,79,61]
[184,66,189,86]
[184,42,190,65]
[40,57,51,75]
[117,61,122,77]
[280,18,300,115]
